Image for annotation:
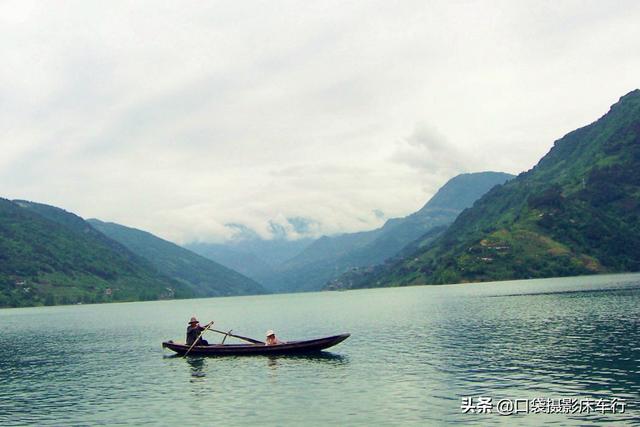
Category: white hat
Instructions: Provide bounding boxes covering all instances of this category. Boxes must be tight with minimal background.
[188,316,199,324]
[265,330,275,337]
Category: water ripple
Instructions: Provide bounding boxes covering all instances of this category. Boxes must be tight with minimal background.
[1,274,639,425]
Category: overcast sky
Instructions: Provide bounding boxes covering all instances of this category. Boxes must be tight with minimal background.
[1,1,639,243]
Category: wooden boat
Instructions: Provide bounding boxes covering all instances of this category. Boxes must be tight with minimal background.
[162,333,350,356]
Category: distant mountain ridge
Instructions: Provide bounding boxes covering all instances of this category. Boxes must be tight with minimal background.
[88,219,266,297]
[185,238,314,285]
[344,172,516,266]
[265,172,513,292]
[191,172,513,292]
[333,89,640,289]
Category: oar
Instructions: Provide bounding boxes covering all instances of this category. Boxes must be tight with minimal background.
[207,328,264,345]
[183,321,214,357]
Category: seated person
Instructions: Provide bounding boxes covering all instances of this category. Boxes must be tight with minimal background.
[186,316,211,346]
[265,330,284,345]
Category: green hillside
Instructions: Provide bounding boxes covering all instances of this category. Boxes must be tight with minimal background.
[338,172,514,267]
[335,89,640,289]
[0,199,190,307]
[88,219,266,296]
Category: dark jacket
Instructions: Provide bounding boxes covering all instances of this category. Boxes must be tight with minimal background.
[186,325,204,345]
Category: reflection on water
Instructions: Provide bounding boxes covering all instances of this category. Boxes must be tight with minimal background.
[267,355,279,371]
[266,352,348,364]
[0,273,639,426]
[186,357,206,379]
[265,352,348,372]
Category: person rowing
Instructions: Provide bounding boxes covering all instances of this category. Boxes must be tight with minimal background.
[186,316,213,346]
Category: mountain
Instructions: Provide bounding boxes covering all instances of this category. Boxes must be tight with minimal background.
[185,237,314,288]
[334,89,640,289]
[339,172,515,266]
[261,172,513,292]
[88,219,266,297]
[183,243,276,281]
[0,199,190,307]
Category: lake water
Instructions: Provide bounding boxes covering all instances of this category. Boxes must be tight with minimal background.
[1,273,639,426]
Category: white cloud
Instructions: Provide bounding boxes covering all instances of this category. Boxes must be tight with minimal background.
[391,124,467,175]
[1,0,639,243]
